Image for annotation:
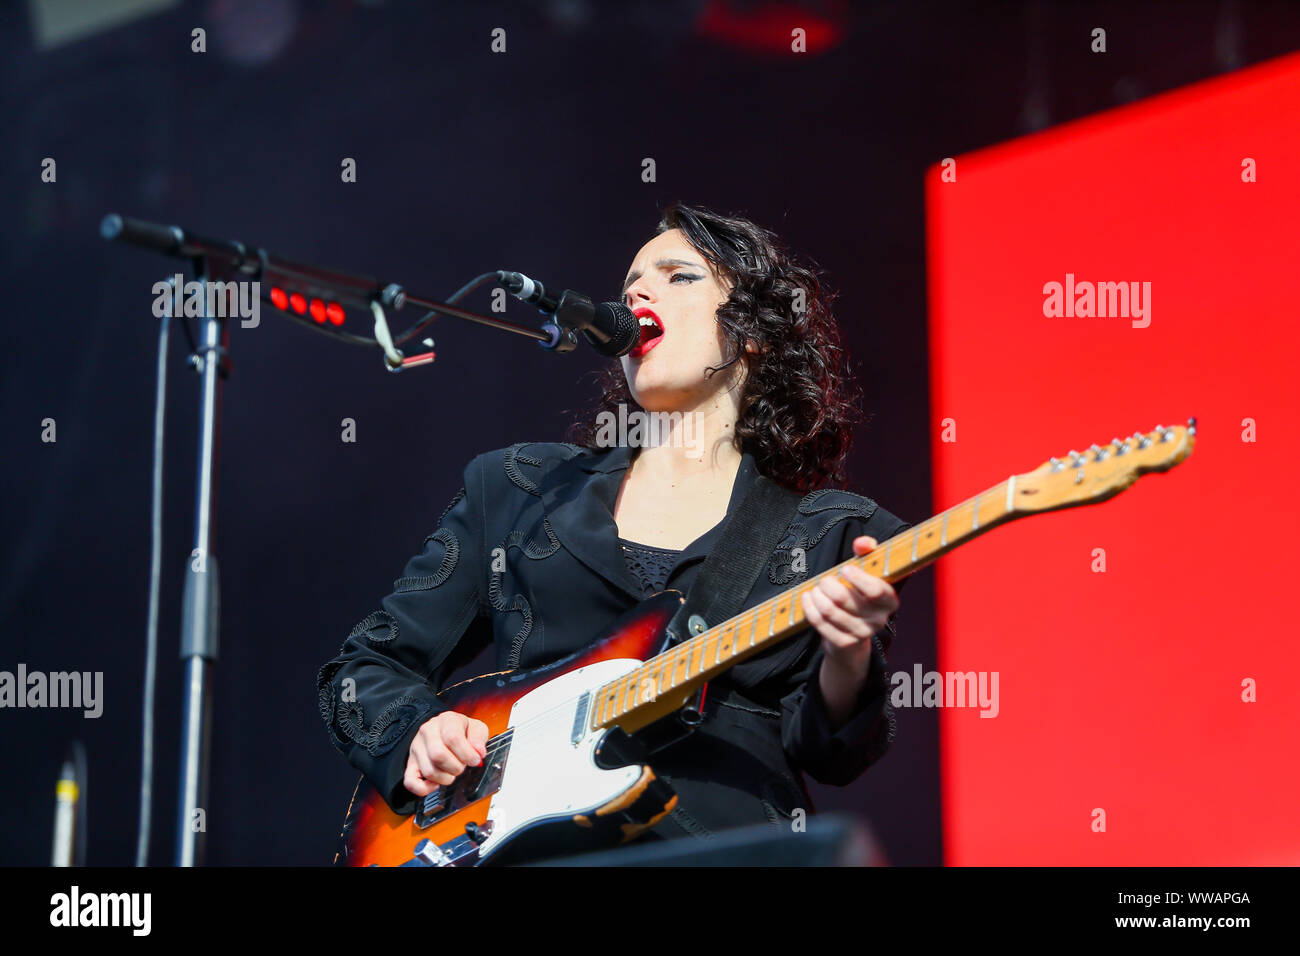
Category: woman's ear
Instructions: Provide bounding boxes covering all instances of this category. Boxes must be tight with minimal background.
[744,338,760,355]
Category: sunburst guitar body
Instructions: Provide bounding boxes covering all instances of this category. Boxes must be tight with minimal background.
[336,591,697,866]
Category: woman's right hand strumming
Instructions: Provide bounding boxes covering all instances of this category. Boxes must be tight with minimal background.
[403,712,490,796]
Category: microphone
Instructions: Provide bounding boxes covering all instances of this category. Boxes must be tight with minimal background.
[498,271,639,357]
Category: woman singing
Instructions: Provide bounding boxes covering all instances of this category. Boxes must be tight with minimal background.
[317,202,909,857]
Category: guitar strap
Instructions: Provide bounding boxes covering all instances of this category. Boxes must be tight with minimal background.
[667,473,804,646]
[658,472,803,842]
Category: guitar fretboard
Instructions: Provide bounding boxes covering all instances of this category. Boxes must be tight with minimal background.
[590,476,1021,730]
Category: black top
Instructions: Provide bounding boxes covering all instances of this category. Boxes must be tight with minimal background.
[618,537,683,595]
[317,441,911,840]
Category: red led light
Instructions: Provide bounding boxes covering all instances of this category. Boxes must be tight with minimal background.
[326,302,344,325]
[289,293,307,314]
[270,287,287,310]
[310,298,327,323]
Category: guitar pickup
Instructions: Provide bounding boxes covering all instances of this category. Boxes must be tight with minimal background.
[413,736,512,829]
[571,691,591,745]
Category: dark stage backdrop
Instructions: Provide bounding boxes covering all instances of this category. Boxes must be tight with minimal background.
[2,0,1297,866]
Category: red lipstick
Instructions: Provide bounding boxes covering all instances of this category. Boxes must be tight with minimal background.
[628,307,664,358]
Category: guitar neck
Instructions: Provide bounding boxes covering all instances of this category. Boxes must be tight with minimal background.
[588,476,1022,733]
[588,421,1195,735]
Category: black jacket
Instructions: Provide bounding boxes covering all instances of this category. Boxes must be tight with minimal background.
[317,441,910,841]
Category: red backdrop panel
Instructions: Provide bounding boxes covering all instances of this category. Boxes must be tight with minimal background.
[926,52,1300,865]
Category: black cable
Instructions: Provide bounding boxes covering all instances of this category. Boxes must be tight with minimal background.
[393,271,501,344]
[135,293,169,866]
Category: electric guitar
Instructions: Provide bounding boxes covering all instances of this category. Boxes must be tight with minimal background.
[335,421,1196,865]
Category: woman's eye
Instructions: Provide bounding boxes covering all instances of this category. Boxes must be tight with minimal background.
[625,273,701,302]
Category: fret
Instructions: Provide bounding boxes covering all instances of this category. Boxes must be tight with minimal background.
[717,625,735,664]
[623,673,637,709]
[600,683,618,725]
[911,527,918,564]
[746,611,759,650]
[603,679,618,720]
[787,592,797,628]
[972,492,981,530]
[600,680,615,721]
[667,648,684,690]
[883,541,890,576]
[688,637,704,680]
[941,511,948,546]
[642,664,660,704]
[652,656,669,698]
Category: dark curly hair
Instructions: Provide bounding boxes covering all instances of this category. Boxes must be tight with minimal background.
[567,201,863,492]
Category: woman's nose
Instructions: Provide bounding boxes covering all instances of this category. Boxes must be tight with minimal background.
[624,280,655,305]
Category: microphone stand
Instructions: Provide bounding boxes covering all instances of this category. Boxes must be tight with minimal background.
[101,214,608,865]
[175,255,226,867]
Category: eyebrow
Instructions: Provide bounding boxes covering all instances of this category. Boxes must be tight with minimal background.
[621,257,704,295]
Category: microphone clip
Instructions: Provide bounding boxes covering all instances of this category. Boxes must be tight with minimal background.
[540,289,601,353]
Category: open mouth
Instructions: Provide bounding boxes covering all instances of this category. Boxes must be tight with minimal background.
[629,308,664,358]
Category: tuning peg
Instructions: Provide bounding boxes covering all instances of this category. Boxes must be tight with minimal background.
[1187,416,1197,436]
[1089,443,1109,460]
[1113,437,1129,455]
[1068,449,1084,467]
[1048,456,1064,472]
[1134,431,1151,449]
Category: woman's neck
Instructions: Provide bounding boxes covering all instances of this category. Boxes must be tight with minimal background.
[612,397,745,550]
[629,436,742,487]
[629,395,743,486]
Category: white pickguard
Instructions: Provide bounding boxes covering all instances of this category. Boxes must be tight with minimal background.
[474,658,647,862]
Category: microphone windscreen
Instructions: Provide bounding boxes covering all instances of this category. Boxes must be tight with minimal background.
[589,302,640,357]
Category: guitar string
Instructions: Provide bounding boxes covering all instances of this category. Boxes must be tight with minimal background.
[427,556,862,774]
[415,463,1139,782]
[426,441,1187,788]
[424,488,1008,775]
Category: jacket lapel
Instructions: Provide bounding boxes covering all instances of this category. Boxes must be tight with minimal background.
[540,443,646,602]
[540,444,766,604]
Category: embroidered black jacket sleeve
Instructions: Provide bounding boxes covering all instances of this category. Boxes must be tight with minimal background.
[316,453,492,815]
[778,512,913,786]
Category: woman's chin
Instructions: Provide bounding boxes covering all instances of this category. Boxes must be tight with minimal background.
[626,380,692,414]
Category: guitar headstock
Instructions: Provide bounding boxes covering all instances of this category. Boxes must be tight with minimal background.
[1011,419,1196,513]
